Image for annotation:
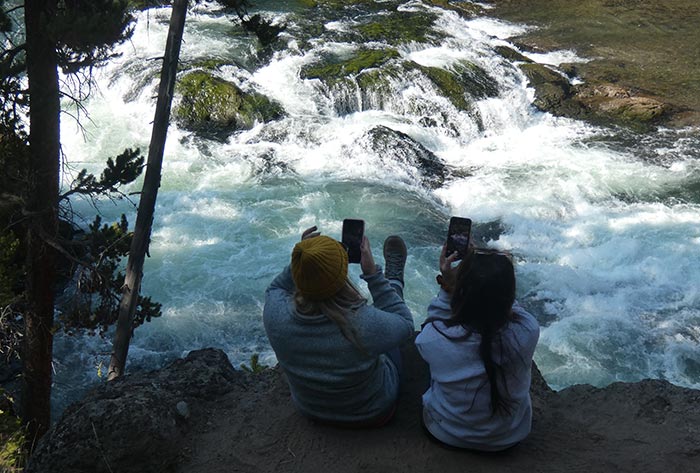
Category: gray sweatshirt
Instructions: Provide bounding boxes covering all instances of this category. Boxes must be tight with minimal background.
[263,265,414,422]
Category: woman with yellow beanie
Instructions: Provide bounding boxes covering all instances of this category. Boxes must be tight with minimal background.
[263,225,414,427]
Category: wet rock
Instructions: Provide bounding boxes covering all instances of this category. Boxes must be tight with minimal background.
[519,63,585,117]
[410,60,499,105]
[356,9,445,46]
[362,125,447,189]
[176,401,190,419]
[494,45,533,64]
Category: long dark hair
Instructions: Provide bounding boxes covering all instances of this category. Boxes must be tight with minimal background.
[445,249,517,415]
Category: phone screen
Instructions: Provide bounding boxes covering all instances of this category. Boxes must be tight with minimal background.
[446,216,472,260]
[342,219,364,264]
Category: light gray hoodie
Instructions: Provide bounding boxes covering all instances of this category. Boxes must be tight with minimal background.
[263,265,414,422]
[416,290,539,451]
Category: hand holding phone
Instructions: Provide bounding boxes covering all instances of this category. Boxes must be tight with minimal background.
[342,218,365,264]
[446,216,472,260]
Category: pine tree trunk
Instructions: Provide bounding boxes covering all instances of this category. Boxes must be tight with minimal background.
[108,0,189,380]
[22,0,60,444]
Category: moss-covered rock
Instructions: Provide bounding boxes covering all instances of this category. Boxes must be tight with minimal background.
[0,389,25,471]
[494,45,533,63]
[355,64,403,97]
[175,71,284,134]
[301,48,400,82]
[357,10,444,45]
[407,60,498,110]
[183,58,237,72]
[413,63,471,111]
[423,0,483,18]
[303,0,381,7]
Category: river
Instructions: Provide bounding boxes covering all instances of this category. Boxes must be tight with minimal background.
[53,0,700,414]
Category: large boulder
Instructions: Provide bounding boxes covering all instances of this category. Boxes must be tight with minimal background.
[174,71,284,135]
[26,349,244,473]
[575,83,669,126]
[519,62,669,129]
[519,62,585,118]
[361,125,448,189]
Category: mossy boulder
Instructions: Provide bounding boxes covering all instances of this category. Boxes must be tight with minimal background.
[302,0,384,7]
[423,0,483,18]
[182,58,238,72]
[0,389,24,471]
[175,71,284,134]
[406,60,498,112]
[494,45,533,63]
[301,48,400,82]
[357,10,444,45]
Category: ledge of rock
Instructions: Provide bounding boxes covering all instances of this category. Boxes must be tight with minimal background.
[27,344,700,473]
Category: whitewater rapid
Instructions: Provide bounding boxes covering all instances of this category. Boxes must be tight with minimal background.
[54,1,700,414]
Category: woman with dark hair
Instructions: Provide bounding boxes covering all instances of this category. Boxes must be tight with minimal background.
[263,226,414,427]
[415,246,539,451]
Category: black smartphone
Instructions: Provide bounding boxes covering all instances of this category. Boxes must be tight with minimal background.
[446,216,472,260]
[342,218,365,264]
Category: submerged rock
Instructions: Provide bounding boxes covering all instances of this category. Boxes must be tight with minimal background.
[174,71,284,135]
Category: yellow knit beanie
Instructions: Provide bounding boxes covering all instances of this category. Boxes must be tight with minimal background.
[291,236,349,301]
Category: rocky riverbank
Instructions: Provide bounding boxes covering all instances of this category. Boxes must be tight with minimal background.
[26,346,700,473]
[484,0,700,128]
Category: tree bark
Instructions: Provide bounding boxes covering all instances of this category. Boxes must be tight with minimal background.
[108,0,189,380]
[22,0,61,444]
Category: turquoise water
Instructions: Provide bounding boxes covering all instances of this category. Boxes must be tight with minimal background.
[53,1,700,414]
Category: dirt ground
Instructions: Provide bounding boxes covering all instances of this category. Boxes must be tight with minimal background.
[174,345,700,473]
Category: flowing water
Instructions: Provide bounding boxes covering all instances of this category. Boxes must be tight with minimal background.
[54,0,700,414]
